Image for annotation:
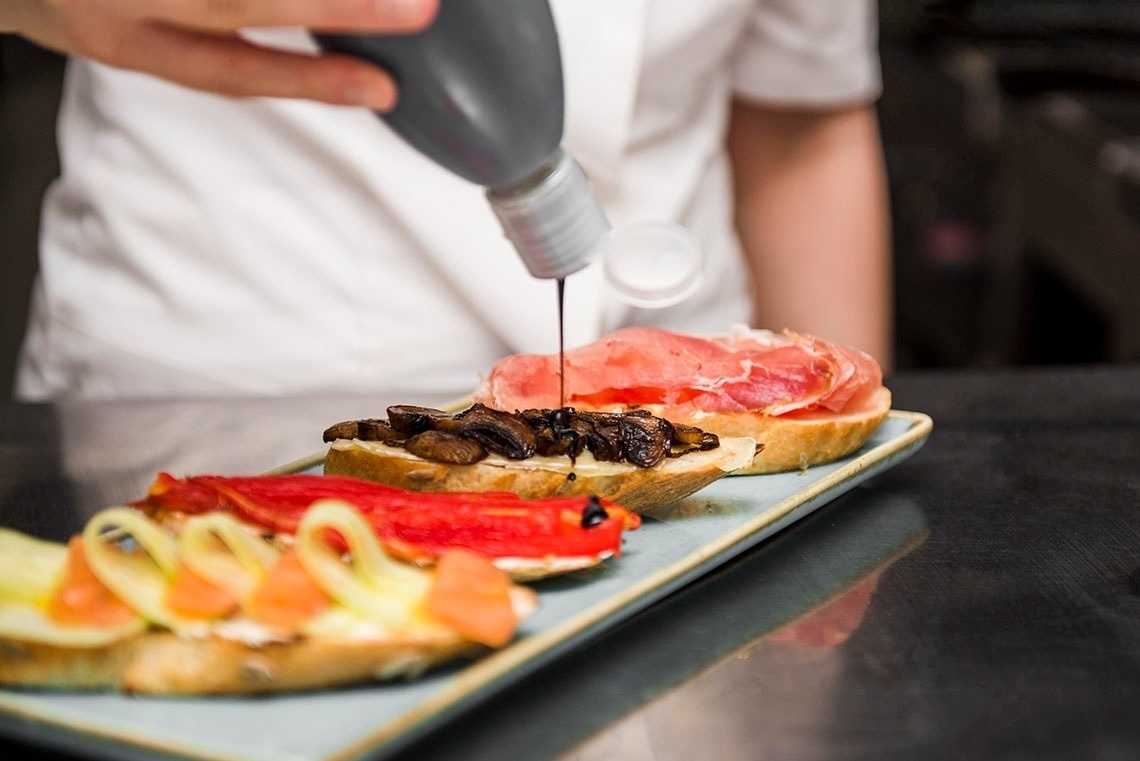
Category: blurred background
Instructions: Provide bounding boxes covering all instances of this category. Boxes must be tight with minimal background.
[879,0,1140,370]
[2,0,1139,400]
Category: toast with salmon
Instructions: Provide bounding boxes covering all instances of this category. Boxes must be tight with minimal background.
[0,502,536,695]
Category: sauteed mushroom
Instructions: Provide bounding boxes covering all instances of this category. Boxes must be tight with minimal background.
[323,419,404,444]
[386,405,452,434]
[404,430,487,465]
[436,404,537,459]
[522,408,589,458]
[575,411,627,463]
[324,405,720,468]
[672,422,720,451]
[616,411,674,467]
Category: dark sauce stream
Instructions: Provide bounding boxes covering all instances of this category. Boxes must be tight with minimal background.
[557,277,566,410]
[555,278,577,481]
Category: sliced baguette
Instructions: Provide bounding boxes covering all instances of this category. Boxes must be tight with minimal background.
[323,435,758,514]
[0,627,483,695]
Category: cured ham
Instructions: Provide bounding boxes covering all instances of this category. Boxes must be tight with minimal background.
[475,326,883,418]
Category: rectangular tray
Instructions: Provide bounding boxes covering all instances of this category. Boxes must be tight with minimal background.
[0,410,932,761]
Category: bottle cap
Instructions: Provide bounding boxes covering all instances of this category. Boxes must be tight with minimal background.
[603,221,702,308]
[487,149,611,280]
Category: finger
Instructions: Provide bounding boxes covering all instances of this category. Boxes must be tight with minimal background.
[118,26,399,109]
[129,0,438,34]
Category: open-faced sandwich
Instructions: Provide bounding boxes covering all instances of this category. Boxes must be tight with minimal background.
[0,500,536,695]
[474,325,890,475]
[321,404,756,512]
[131,473,641,582]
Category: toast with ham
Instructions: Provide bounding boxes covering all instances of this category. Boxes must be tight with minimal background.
[0,501,536,695]
[474,326,891,475]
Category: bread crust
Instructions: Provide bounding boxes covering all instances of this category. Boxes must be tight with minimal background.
[322,436,757,514]
[0,630,479,695]
[638,387,893,475]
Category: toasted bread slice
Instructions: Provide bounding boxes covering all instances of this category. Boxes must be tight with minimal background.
[601,387,892,475]
[323,435,757,513]
[0,629,481,695]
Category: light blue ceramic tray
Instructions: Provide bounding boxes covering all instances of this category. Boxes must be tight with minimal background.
[0,410,932,761]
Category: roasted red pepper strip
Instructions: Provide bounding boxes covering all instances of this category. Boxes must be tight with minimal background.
[131,473,640,561]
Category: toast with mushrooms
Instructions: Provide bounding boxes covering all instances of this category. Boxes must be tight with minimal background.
[322,404,756,513]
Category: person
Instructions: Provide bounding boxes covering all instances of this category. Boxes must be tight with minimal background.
[4,0,892,401]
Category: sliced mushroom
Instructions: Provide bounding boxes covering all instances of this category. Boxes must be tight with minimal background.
[435,403,537,459]
[575,411,626,462]
[672,422,720,451]
[386,405,451,435]
[323,421,359,442]
[325,404,721,468]
[617,413,674,467]
[521,409,564,457]
[526,408,590,459]
[403,430,487,465]
[323,419,404,443]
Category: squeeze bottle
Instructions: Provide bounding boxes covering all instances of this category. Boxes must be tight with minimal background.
[315,0,700,305]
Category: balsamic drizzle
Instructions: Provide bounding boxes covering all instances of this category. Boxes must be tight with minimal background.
[549,407,580,477]
[580,495,609,528]
[557,277,566,410]
[556,277,577,481]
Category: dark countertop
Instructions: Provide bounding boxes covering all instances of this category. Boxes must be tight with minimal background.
[1,364,1138,761]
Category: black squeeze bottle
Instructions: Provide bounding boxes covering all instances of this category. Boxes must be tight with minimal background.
[314,0,609,281]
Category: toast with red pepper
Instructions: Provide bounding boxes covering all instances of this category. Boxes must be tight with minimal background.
[321,405,756,512]
[132,473,642,582]
[0,502,536,695]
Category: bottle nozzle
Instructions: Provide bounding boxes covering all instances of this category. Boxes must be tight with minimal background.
[488,148,702,309]
[487,149,610,280]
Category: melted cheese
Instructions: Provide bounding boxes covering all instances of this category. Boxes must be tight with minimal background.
[492,553,610,577]
[208,618,292,646]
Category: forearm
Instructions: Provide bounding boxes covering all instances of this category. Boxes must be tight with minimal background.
[727,102,893,368]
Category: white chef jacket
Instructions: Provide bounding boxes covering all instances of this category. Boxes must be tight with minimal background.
[16,0,881,401]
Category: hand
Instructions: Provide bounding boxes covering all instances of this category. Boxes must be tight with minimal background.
[1,0,438,110]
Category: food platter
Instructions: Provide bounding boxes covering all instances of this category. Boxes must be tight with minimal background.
[0,410,932,761]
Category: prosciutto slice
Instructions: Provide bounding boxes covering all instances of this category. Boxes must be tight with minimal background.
[475,326,883,417]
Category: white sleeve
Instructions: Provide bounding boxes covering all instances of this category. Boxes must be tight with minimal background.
[731,0,882,107]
